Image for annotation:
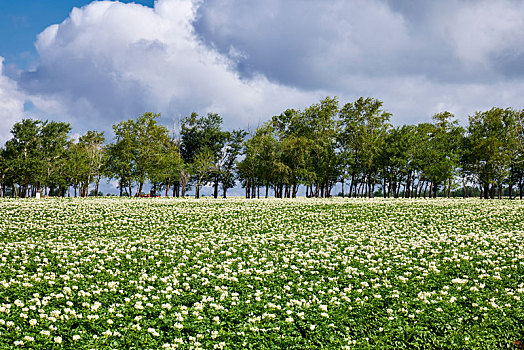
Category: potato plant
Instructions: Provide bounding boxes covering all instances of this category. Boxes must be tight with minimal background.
[0,198,523,349]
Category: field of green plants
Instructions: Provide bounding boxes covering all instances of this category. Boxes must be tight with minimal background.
[0,198,523,349]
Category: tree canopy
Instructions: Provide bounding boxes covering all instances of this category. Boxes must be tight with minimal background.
[1,101,523,199]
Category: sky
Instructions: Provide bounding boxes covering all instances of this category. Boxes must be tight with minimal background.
[2,0,524,148]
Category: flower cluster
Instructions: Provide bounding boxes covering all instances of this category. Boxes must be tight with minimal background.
[0,197,522,349]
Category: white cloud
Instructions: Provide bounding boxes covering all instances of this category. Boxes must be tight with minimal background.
[6,0,524,138]
[17,0,321,136]
[438,0,524,67]
[0,57,25,145]
[195,0,413,88]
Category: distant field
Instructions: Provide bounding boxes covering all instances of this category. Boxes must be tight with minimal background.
[0,198,523,349]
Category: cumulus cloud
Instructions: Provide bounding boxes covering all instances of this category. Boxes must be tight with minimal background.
[5,0,524,137]
[195,0,413,89]
[17,0,322,136]
[194,0,524,122]
[0,57,25,144]
[437,1,524,69]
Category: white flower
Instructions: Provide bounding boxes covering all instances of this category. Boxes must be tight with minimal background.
[451,278,468,285]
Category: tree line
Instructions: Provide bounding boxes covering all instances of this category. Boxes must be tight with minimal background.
[1,97,523,199]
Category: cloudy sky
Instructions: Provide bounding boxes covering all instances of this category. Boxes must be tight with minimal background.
[2,0,524,145]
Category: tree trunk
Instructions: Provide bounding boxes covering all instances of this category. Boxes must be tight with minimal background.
[368,175,374,198]
[95,176,100,196]
[349,174,354,197]
[165,180,171,197]
[265,183,269,198]
[213,176,219,199]
[195,182,200,199]
[405,172,411,198]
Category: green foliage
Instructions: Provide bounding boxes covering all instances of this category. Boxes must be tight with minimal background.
[1,100,524,199]
[464,108,516,198]
[106,113,172,196]
[0,198,522,349]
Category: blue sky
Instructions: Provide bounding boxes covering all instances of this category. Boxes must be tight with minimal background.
[1,0,524,148]
[0,1,154,68]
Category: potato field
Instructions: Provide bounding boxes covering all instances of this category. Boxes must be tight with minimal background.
[0,198,523,349]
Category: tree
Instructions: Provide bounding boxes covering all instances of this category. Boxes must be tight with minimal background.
[237,134,260,199]
[106,119,136,196]
[3,119,43,197]
[423,112,464,198]
[132,113,170,195]
[40,121,71,196]
[78,131,105,196]
[66,140,90,197]
[339,97,391,197]
[219,129,247,198]
[464,108,515,199]
[378,125,416,198]
[148,138,183,197]
[0,147,10,197]
[304,97,340,197]
[107,113,170,196]
[192,150,213,199]
[181,112,229,198]
[506,110,524,199]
